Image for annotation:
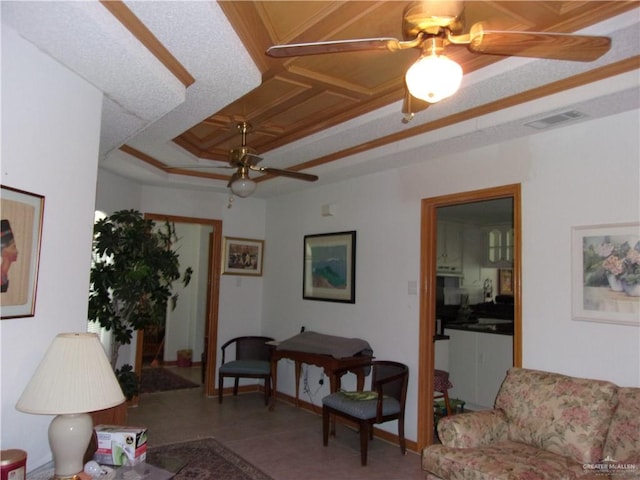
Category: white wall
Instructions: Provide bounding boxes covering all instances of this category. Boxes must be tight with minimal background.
[190,224,213,363]
[163,222,199,362]
[1,25,103,468]
[263,109,640,442]
[521,111,640,383]
[95,170,141,214]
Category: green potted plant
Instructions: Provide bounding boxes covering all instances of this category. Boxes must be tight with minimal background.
[88,210,192,400]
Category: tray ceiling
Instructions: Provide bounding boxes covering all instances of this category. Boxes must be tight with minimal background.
[3,1,639,197]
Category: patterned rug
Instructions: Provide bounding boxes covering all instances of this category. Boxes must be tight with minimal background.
[139,367,199,394]
[147,438,274,480]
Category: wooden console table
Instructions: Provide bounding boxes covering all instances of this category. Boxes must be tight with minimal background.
[270,349,372,410]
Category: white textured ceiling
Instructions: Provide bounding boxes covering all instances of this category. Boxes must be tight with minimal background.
[2,2,639,198]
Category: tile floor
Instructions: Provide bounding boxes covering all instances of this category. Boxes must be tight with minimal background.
[128,366,426,480]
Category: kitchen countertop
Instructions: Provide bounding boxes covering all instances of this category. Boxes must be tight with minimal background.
[444,321,513,336]
[436,302,515,337]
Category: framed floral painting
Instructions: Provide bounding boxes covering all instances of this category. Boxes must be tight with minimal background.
[572,222,640,326]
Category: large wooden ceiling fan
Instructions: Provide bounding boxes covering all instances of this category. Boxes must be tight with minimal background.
[266,1,612,120]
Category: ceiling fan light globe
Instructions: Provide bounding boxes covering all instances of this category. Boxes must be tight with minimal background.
[405,54,463,103]
[230,178,257,198]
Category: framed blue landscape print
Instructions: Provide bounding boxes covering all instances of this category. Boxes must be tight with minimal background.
[303,231,356,303]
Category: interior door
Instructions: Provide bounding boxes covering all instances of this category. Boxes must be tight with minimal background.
[416,184,522,450]
[135,214,222,398]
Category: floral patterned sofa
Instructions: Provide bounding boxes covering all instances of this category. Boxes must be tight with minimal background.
[422,367,640,480]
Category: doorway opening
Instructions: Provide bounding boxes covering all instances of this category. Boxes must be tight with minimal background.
[134,213,222,400]
[416,184,522,450]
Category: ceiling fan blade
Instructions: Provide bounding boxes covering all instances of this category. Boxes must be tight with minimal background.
[467,24,611,62]
[267,37,402,58]
[240,152,264,166]
[251,165,318,182]
[166,164,234,170]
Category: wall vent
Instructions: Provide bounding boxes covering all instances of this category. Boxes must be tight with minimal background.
[525,110,588,130]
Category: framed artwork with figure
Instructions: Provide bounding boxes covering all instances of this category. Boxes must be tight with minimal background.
[222,237,264,276]
[1,185,45,319]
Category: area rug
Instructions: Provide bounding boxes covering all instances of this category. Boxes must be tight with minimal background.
[139,367,199,394]
[146,437,274,480]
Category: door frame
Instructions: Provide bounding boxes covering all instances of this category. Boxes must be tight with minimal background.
[416,184,522,450]
[135,213,222,398]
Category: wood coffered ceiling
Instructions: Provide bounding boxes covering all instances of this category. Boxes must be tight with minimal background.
[168,0,636,168]
[4,1,637,196]
[85,0,638,192]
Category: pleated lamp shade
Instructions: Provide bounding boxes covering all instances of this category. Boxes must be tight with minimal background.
[16,332,125,414]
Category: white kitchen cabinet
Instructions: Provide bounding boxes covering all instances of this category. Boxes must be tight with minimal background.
[476,333,513,407]
[446,329,476,405]
[460,225,482,287]
[434,337,450,372]
[437,221,463,274]
[482,225,514,268]
[446,328,513,410]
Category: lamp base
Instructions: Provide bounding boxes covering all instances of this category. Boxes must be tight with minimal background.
[49,413,93,478]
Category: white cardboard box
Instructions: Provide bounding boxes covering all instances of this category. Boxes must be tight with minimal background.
[94,425,148,466]
[112,463,174,480]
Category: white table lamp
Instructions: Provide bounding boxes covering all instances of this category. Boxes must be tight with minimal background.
[16,333,125,479]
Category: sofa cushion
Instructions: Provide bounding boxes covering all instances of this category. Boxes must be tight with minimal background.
[437,410,509,448]
[603,387,640,464]
[423,440,587,480]
[495,368,618,464]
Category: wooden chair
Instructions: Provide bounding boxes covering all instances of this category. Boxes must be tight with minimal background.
[434,369,454,416]
[322,360,409,466]
[218,336,274,405]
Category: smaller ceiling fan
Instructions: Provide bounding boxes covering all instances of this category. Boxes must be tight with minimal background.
[169,122,318,197]
[266,0,612,121]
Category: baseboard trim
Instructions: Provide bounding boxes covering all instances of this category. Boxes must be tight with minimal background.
[213,384,418,454]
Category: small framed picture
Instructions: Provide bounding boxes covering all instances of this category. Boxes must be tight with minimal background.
[303,231,356,303]
[1,185,45,319]
[572,223,639,326]
[498,269,514,296]
[222,237,264,276]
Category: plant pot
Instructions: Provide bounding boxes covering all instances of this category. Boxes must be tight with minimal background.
[607,273,624,292]
[621,281,640,297]
[177,349,193,367]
